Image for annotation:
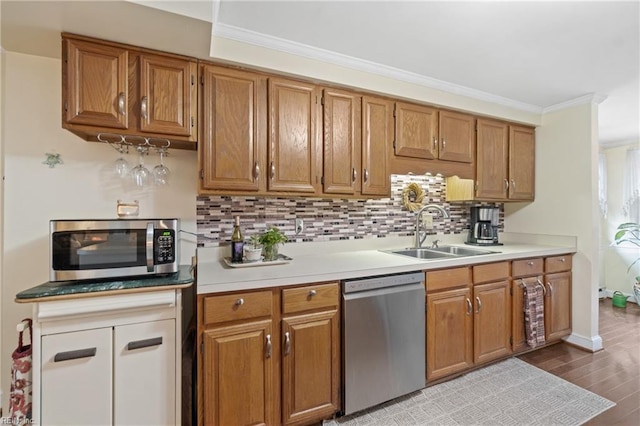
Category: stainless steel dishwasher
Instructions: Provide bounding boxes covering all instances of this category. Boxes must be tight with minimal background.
[342,272,425,415]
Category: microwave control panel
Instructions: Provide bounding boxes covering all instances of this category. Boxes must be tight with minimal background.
[154,229,176,264]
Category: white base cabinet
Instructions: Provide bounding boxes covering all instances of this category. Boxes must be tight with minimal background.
[32,290,182,426]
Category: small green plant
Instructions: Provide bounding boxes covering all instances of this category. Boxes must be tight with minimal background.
[259,226,288,247]
[248,234,262,249]
[613,222,640,282]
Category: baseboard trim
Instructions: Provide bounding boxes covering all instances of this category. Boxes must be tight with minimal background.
[564,332,603,352]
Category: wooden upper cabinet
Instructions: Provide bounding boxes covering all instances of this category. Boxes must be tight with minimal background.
[139,54,196,137]
[476,119,509,199]
[508,125,535,200]
[63,38,129,129]
[200,66,266,192]
[394,102,438,160]
[322,89,361,195]
[362,96,393,196]
[438,110,474,163]
[62,34,197,149]
[268,78,321,194]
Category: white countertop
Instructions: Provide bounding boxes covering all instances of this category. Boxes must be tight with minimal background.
[196,233,577,294]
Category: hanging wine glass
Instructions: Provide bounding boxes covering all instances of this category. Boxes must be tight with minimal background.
[114,151,130,178]
[153,147,171,186]
[130,146,150,187]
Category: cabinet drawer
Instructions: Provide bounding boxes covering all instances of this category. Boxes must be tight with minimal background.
[203,291,273,325]
[282,282,339,314]
[473,262,510,284]
[512,258,543,278]
[545,255,572,273]
[426,267,471,292]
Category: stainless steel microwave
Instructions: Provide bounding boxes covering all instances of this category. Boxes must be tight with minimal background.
[50,219,179,282]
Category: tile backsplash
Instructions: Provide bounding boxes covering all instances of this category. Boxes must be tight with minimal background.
[196,174,503,246]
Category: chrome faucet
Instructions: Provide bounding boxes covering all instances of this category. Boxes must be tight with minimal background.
[414,204,450,248]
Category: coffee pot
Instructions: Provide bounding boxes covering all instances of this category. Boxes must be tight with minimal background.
[467,206,500,245]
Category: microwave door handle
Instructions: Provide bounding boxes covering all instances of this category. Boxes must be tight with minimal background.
[146,222,154,272]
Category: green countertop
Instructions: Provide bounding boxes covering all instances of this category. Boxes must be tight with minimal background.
[15,265,194,302]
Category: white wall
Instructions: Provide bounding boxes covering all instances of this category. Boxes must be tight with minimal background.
[0,51,198,410]
[601,143,640,295]
[504,101,602,351]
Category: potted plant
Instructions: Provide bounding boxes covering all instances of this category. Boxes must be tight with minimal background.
[613,222,640,304]
[259,226,288,261]
[243,234,263,262]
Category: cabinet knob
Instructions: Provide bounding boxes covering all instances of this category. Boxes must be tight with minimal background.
[308,290,317,298]
[235,298,244,306]
[560,258,565,262]
[527,261,534,266]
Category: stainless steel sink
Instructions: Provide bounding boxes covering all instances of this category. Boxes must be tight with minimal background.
[383,245,499,260]
[427,246,498,256]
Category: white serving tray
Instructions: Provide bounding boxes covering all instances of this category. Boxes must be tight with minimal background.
[223,254,292,268]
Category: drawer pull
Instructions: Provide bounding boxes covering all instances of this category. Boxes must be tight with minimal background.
[308,290,317,298]
[527,261,534,266]
[284,331,291,355]
[127,337,163,351]
[560,258,566,262]
[54,347,97,362]
[235,298,244,306]
[266,334,272,358]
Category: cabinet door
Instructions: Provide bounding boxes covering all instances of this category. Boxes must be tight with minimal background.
[509,125,535,200]
[476,119,509,199]
[394,102,438,160]
[114,319,176,426]
[545,272,572,341]
[201,66,267,191]
[41,327,113,425]
[282,310,340,425]
[426,287,473,381]
[362,96,393,196]
[511,276,544,353]
[323,89,361,195]
[63,38,128,129]
[203,320,274,426]
[473,281,512,364]
[438,110,474,163]
[139,54,196,137]
[268,78,320,193]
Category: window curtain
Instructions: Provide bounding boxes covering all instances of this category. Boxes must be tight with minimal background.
[598,152,607,218]
[623,148,640,223]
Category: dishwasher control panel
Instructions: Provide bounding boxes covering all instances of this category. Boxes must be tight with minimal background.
[342,271,425,293]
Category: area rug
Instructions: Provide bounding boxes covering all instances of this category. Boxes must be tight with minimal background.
[324,358,615,426]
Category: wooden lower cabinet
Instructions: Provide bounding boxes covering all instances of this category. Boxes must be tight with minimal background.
[203,320,274,426]
[473,281,512,364]
[545,271,572,341]
[199,282,340,426]
[511,276,542,353]
[282,310,340,425]
[426,286,473,381]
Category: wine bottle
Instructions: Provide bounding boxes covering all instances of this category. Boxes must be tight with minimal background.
[231,216,244,263]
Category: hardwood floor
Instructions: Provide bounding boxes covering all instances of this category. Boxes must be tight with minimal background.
[519,299,640,425]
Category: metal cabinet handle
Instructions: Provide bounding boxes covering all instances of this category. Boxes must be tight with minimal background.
[127,337,163,351]
[270,162,275,180]
[284,331,291,355]
[433,137,438,152]
[475,296,482,313]
[441,138,446,150]
[560,258,566,263]
[235,298,244,306]
[352,168,357,183]
[527,261,534,266]
[547,282,554,296]
[466,298,472,316]
[511,179,515,190]
[266,334,272,358]
[54,347,97,362]
[254,162,260,181]
[504,179,509,190]
[536,279,547,296]
[308,290,317,297]
[118,92,126,115]
[141,96,148,120]
[363,168,369,183]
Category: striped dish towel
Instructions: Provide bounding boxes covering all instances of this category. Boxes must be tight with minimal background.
[523,281,546,348]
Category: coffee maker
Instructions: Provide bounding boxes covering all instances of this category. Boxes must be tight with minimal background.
[467,206,501,245]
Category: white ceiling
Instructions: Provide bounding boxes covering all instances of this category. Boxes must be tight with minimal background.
[2,1,638,145]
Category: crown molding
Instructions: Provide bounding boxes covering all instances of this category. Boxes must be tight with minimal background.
[211,23,543,114]
[543,93,608,114]
[600,138,640,149]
